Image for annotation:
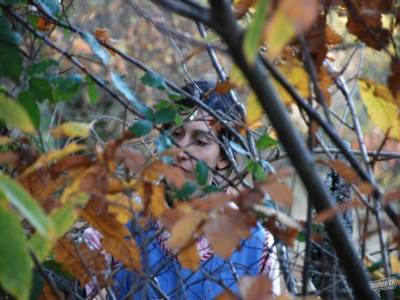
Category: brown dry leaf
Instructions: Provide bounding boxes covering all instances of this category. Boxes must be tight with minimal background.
[235,189,264,211]
[346,6,390,50]
[388,58,400,99]
[115,147,145,173]
[21,143,86,178]
[239,275,273,300]
[137,181,168,217]
[383,188,400,205]
[59,166,101,204]
[325,24,344,45]
[264,215,298,247]
[54,237,107,286]
[49,155,93,177]
[106,193,139,224]
[168,210,205,252]
[38,281,64,300]
[215,81,236,95]
[95,28,116,56]
[182,46,206,63]
[203,209,253,259]
[37,16,53,31]
[0,151,18,167]
[215,291,236,300]
[318,66,333,106]
[234,0,257,18]
[143,161,185,188]
[258,181,293,206]
[82,208,141,270]
[315,199,361,223]
[317,159,374,195]
[305,14,328,69]
[191,192,231,212]
[177,241,200,271]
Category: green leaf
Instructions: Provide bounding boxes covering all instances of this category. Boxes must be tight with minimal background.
[0,205,33,300]
[154,107,176,124]
[27,59,57,77]
[0,176,53,237]
[203,185,221,194]
[0,0,27,4]
[256,133,278,150]
[174,114,183,127]
[0,15,22,45]
[54,74,83,102]
[31,193,89,261]
[18,91,40,129]
[81,31,109,65]
[111,72,148,114]
[168,92,185,101]
[87,81,100,104]
[0,44,22,83]
[36,0,61,17]
[0,94,35,133]
[140,71,167,90]
[129,119,153,137]
[29,77,53,102]
[243,0,269,64]
[247,160,266,181]
[175,181,197,200]
[195,160,208,186]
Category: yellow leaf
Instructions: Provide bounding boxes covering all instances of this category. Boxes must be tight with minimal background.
[246,93,264,127]
[263,0,318,59]
[52,122,91,139]
[390,252,400,273]
[273,58,310,105]
[230,64,247,89]
[263,9,296,59]
[359,79,400,140]
[21,143,86,178]
[107,193,142,224]
[0,136,13,145]
[59,166,97,204]
[0,94,35,133]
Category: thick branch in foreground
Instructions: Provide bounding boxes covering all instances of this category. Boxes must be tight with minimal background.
[204,1,377,299]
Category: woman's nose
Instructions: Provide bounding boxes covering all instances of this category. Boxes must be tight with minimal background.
[176,148,190,162]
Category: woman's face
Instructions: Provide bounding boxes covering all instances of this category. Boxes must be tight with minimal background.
[171,112,225,182]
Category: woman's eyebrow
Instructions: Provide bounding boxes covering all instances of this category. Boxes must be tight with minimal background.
[193,129,216,140]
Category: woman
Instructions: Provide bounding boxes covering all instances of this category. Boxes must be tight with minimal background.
[86,81,280,299]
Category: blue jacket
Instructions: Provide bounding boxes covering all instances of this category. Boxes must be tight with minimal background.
[112,222,269,299]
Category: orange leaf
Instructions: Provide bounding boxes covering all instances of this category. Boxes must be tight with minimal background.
[315,199,362,223]
[115,147,145,173]
[137,181,168,218]
[258,181,293,206]
[215,81,236,95]
[177,241,200,270]
[168,210,205,252]
[53,237,107,286]
[204,209,253,259]
[37,16,53,31]
[239,276,272,300]
[234,0,257,18]
[264,215,298,247]
[326,24,344,45]
[82,208,141,270]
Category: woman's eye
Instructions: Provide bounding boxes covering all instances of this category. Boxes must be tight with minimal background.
[171,130,184,140]
[194,138,209,146]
